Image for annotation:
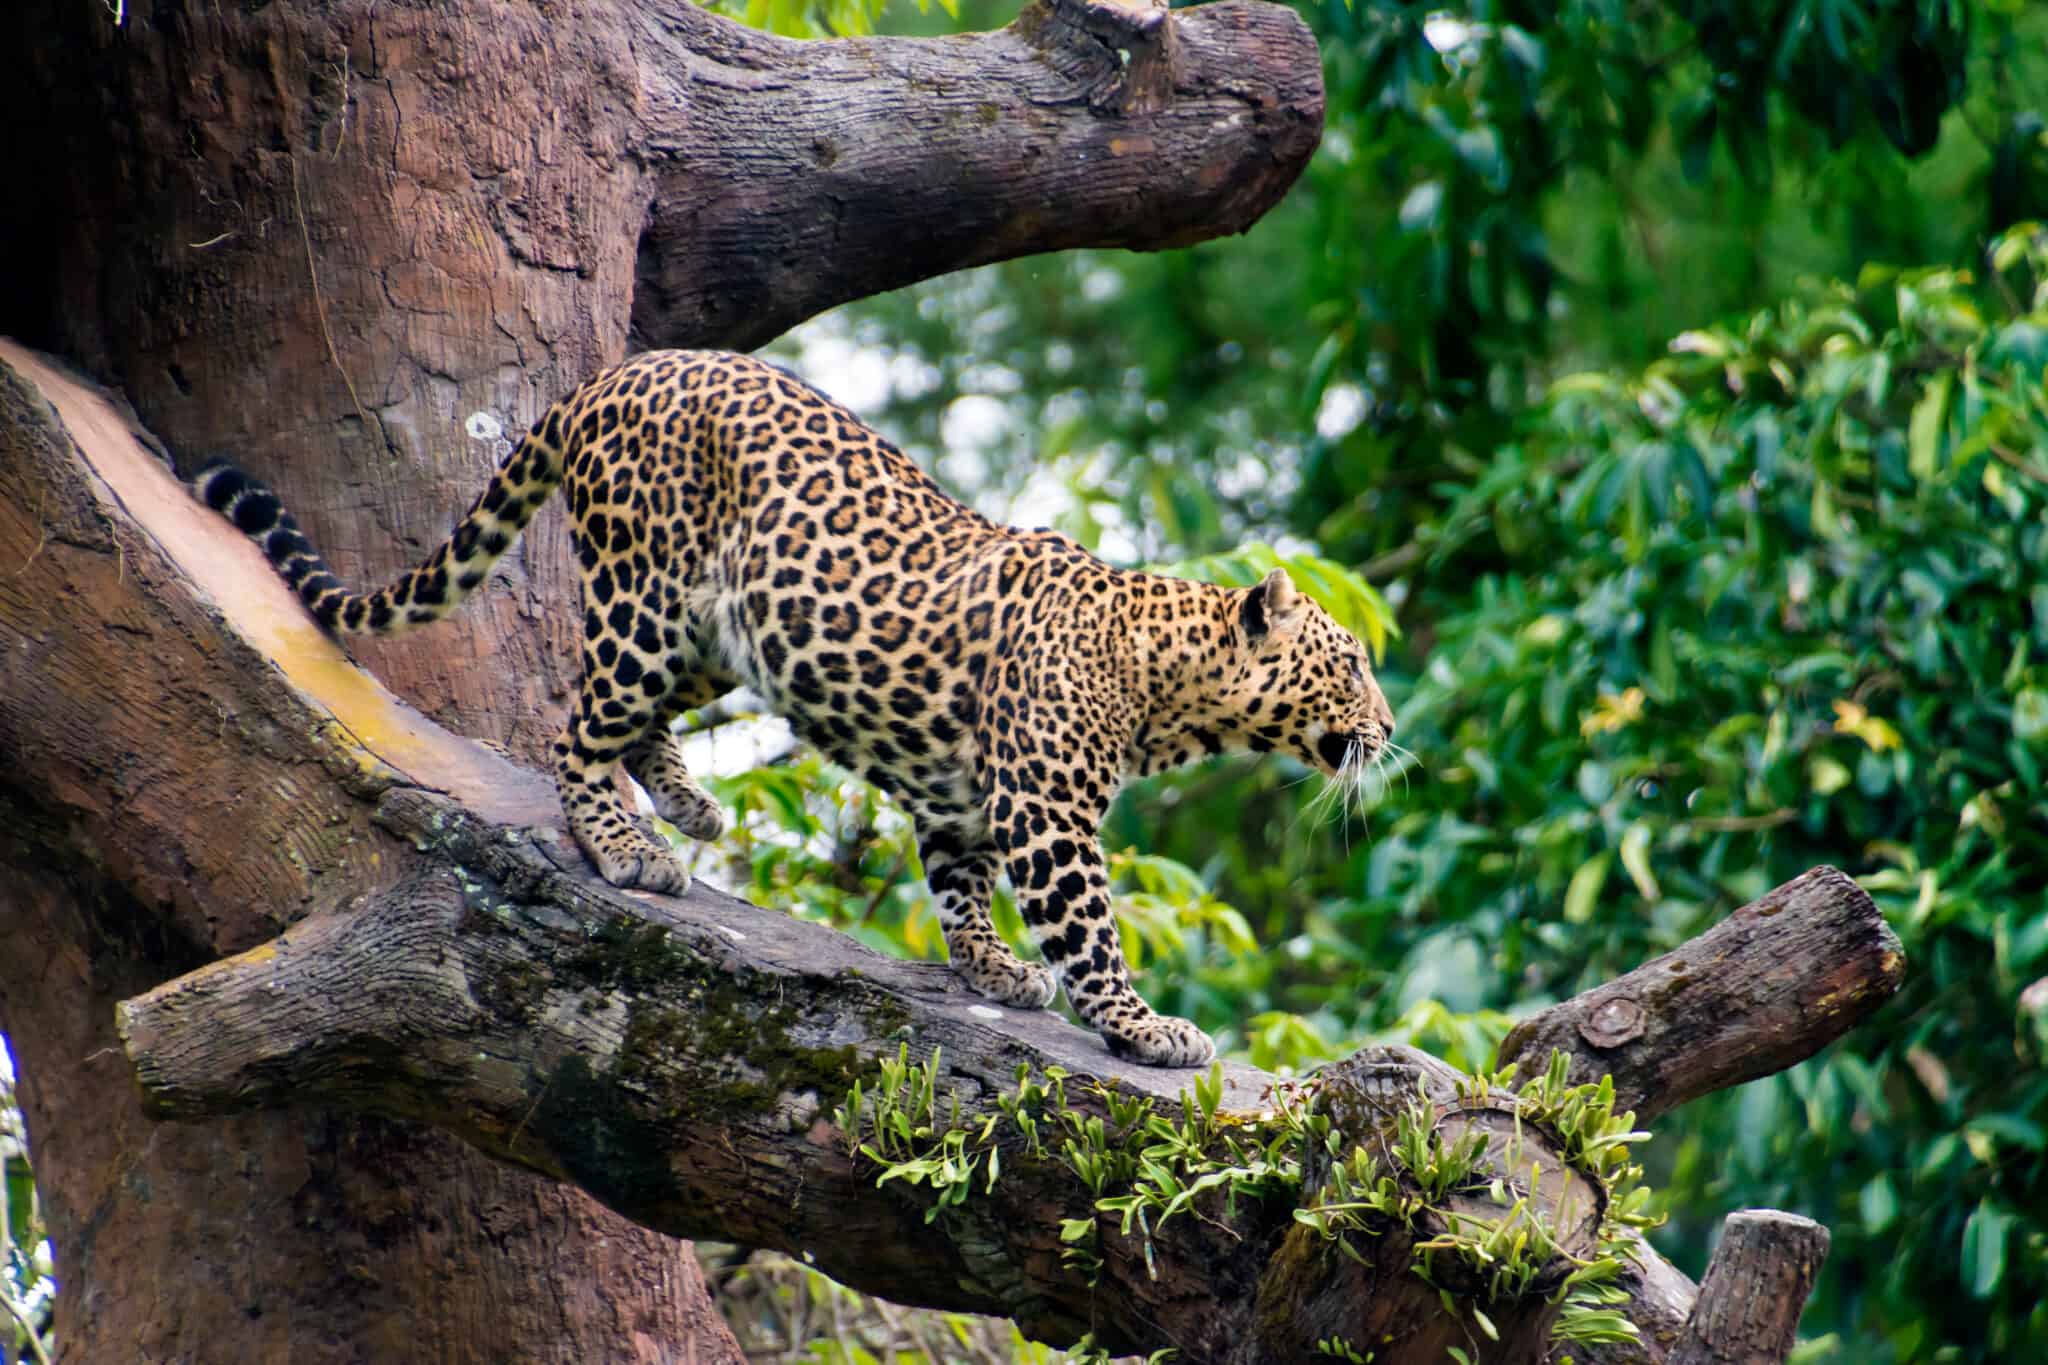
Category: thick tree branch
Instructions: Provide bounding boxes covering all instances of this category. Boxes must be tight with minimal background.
[113,792,1862,1363]
[112,805,1615,1362]
[628,0,1324,349]
[1498,867,1905,1123]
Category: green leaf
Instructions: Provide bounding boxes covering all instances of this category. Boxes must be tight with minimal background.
[1859,1174,1898,1234]
[1562,852,1611,925]
[1961,1200,2015,1298]
[1908,371,1951,481]
[1809,755,1852,796]
[2014,689,2048,745]
[1154,543,1398,658]
[1966,1115,2046,1154]
[1618,823,1659,902]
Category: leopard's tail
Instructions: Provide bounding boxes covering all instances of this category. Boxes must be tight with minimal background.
[191,408,568,636]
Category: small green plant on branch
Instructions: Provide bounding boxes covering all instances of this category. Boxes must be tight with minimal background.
[832,1044,1661,1355]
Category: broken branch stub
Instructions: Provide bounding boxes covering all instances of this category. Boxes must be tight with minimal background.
[1670,1211,1831,1365]
[1051,0,1183,114]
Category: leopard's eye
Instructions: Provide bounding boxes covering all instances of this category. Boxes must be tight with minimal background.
[1347,656,1366,685]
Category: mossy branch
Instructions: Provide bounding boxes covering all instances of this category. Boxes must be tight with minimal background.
[116,781,1897,1363]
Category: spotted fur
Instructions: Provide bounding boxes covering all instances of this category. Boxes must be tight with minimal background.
[193,351,1396,1067]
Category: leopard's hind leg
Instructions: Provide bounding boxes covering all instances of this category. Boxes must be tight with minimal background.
[554,693,694,895]
[624,669,737,843]
[552,504,713,893]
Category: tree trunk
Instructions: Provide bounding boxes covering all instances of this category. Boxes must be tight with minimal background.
[0,0,1321,1358]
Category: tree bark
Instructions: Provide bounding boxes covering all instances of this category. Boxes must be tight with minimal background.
[0,0,1322,1358]
[1670,1212,1830,1365]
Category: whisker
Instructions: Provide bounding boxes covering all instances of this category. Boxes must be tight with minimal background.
[1295,728,1420,842]
[1296,759,1345,833]
[1372,739,1419,801]
[1278,761,1327,839]
[1359,750,1386,807]
[1328,735,1368,847]
[1342,771,1359,836]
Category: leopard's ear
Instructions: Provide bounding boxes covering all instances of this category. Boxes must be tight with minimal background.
[1240,567,1305,641]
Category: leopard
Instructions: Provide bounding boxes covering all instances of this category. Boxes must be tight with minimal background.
[193,350,1396,1067]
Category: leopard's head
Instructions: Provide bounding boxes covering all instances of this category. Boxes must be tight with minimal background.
[1217,568,1396,780]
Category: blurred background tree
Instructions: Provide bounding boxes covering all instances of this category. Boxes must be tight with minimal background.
[5,1,2045,1361]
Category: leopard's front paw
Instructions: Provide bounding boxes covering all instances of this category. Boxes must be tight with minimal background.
[586,828,693,896]
[954,954,1059,1011]
[1103,1014,1216,1069]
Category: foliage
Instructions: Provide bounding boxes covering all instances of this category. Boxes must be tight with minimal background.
[1374,226,2048,1361]
[1,1042,53,1365]
[705,0,954,40]
[842,0,2047,573]
[1292,1052,1658,1351]
[832,1049,1304,1287]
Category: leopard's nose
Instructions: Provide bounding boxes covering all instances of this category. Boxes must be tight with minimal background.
[1365,678,1396,736]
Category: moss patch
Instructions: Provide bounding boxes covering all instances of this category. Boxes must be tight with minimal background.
[568,917,689,989]
[534,1052,684,1211]
[611,969,881,1122]
[554,912,923,1123]
[471,954,550,1024]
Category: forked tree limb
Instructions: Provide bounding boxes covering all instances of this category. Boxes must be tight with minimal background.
[6,346,1894,1362]
[112,796,1896,1365]
[114,784,1875,1363]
